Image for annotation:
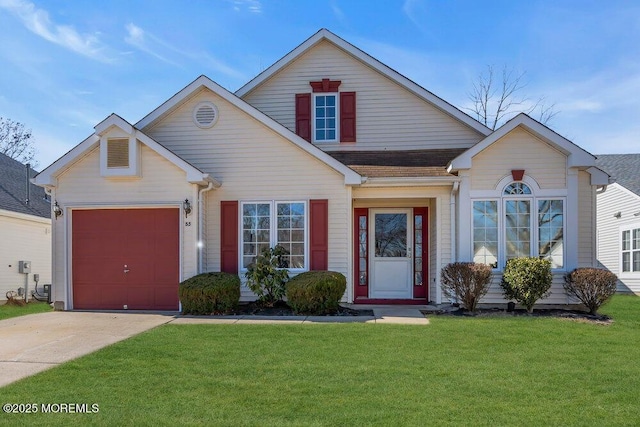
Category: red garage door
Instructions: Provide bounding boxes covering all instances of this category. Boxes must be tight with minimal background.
[72,208,180,310]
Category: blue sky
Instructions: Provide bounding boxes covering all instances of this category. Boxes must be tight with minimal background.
[1,0,638,168]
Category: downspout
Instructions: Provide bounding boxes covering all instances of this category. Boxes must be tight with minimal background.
[450,181,459,263]
[197,181,215,274]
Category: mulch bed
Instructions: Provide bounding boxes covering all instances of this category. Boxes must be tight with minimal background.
[422,306,612,325]
[228,301,374,317]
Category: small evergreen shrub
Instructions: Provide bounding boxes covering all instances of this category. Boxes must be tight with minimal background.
[441,262,493,312]
[245,246,289,307]
[564,268,618,315]
[500,257,552,313]
[285,271,346,315]
[179,272,240,315]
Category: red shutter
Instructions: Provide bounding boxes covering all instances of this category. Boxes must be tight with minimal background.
[340,92,356,143]
[295,93,311,142]
[220,201,238,274]
[309,199,328,270]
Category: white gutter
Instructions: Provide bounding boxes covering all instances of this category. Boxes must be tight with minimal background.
[197,181,215,273]
[450,181,459,263]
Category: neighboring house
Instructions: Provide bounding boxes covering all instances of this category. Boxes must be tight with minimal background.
[34,29,609,311]
[595,154,640,294]
[0,153,52,302]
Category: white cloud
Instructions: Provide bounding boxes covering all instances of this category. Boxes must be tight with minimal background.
[0,0,114,62]
[229,0,262,14]
[402,0,428,33]
[124,23,179,66]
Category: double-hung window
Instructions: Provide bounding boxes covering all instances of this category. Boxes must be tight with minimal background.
[313,94,338,142]
[241,201,307,271]
[472,182,565,269]
[621,226,640,274]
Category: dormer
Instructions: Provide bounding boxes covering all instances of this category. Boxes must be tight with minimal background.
[95,114,141,178]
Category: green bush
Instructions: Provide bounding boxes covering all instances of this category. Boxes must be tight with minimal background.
[500,257,552,313]
[441,262,493,312]
[179,272,240,315]
[245,246,289,307]
[285,271,346,315]
[564,268,618,315]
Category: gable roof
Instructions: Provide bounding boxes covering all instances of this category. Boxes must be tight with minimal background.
[448,113,596,171]
[235,28,491,137]
[33,114,217,188]
[0,153,50,218]
[135,75,362,185]
[595,154,640,196]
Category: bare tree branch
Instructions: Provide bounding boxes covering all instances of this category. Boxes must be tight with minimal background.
[464,65,558,130]
[0,117,38,167]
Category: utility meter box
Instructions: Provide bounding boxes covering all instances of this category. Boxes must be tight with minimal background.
[19,261,31,274]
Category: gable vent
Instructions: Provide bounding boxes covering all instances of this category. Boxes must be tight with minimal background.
[107,138,130,168]
[193,102,219,128]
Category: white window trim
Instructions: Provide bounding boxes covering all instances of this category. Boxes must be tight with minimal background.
[312,93,339,143]
[619,222,640,278]
[471,180,566,272]
[239,200,309,273]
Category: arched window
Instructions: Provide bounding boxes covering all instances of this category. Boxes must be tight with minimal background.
[472,180,564,269]
[503,182,531,195]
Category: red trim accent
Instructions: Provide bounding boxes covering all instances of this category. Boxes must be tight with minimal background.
[220,201,238,274]
[511,169,525,181]
[295,93,311,142]
[310,79,342,93]
[309,199,328,270]
[353,298,427,305]
[413,207,428,299]
[340,92,356,143]
[354,208,368,298]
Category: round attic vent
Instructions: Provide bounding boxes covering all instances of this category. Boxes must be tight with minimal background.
[193,102,219,128]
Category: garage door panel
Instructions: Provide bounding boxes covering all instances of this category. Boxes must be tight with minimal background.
[73,208,179,310]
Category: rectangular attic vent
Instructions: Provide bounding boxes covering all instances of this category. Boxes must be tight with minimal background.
[107,138,130,168]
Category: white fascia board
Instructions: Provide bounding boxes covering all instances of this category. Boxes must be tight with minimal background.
[448,113,596,171]
[136,75,361,186]
[95,114,133,135]
[33,134,100,187]
[608,182,640,201]
[586,167,610,186]
[236,29,491,137]
[0,208,52,224]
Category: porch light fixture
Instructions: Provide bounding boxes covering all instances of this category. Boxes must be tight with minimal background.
[53,201,63,219]
[183,199,192,218]
[613,211,622,219]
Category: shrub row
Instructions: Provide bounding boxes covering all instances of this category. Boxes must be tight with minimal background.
[441,258,618,315]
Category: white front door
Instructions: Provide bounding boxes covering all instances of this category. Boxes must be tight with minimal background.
[369,209,413,299]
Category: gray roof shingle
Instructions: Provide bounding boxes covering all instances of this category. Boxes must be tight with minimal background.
[0,153,51,218]
[595,154,640,197]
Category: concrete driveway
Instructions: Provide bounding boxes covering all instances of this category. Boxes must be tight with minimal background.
[0,311,174,388]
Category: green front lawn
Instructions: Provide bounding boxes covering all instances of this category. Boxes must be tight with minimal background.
[1,295,639,426]
[0,301,52,321]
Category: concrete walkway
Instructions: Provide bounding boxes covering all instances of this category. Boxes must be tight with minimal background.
[0,306,428,387]
[0,311,173,388]
[172,305,430,325]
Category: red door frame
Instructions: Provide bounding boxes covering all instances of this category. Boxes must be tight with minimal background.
[353,207,429,304]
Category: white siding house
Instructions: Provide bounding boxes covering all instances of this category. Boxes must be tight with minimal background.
[595,155,640,294]
[0,153,52,303]
[34,29,607,310]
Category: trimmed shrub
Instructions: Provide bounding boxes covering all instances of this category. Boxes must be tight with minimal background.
[285,271,346,315]
[564,268,618,315]
[179,272,240,315]
[441,262,493,312]
[500,257,552,313]
[245,246,289,307]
